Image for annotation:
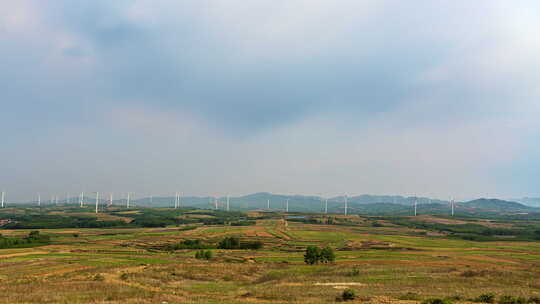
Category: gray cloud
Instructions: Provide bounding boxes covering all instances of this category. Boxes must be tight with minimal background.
[1,1,539,201]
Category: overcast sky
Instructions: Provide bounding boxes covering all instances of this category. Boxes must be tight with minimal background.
[1,1,539,202]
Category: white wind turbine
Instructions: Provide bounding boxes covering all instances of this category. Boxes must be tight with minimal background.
[95,192,100,214]
[344,195,348,216]
[325,198,328,214]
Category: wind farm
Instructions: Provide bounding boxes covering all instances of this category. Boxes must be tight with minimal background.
[2,0,540,303]
[0,190,540,303]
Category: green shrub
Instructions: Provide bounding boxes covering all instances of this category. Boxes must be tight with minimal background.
[340,289,357,301]
[499,296,527,304]
[422,298,453,304]
[304,245,336,265]
[217,237,263,250]
[475,293,496,303]
[304,246,321,265]
[93,274,105,281]
[348,267,361,277]
[195,250,213,260]
[399,292,421,300]
[320,247,335,263]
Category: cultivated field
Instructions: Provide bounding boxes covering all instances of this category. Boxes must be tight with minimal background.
[0,210,539,303]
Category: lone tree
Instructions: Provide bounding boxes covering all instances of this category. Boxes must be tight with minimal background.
[320,247,335,263]
[304,246,321,265]
[304,246,336,264]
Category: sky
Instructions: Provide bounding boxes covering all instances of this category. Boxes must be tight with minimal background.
[1,1,539,202]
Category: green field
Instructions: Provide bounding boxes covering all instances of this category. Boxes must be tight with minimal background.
[0,208,539,303]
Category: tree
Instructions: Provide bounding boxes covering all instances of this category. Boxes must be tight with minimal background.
[218,237,240,249]
[304,246,321,265]
[320,247,335,263]
[195,250,213,260]
[341,289,357,301]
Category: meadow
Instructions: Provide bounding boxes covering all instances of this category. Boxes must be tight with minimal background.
[0,207,539,303]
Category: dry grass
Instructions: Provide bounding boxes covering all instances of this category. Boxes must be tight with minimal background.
[0,218,539,303]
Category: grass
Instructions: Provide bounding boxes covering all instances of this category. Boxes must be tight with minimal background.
[0,211,539,303]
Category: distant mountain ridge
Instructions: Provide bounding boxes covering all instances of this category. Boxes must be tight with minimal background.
[461,198,533,212]
[18,192,538,216]
[514,197,540,207]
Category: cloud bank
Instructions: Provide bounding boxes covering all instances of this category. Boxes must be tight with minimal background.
[1,1,539,201]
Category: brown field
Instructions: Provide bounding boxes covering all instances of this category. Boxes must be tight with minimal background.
[1,217,539,303]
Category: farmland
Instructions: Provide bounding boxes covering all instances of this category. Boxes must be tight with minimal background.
[0,207,539,303]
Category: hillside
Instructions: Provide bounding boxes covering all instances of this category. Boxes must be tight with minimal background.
[461,198,533,212]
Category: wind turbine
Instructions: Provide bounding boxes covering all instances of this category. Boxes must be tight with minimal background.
[344,195,348,216]
[325,199,328,214]
[267,199,270,210]
[226,195,230,211]
[286,198,289,213]
[451,197,455,216]
[95,192,99,214]
[126,193,131,208]
[1,191,4,208]
[80,192,84,207]
[214,197,218,210]
[109,193,113,207]
[38,193,41,207]
[414,196,418,216]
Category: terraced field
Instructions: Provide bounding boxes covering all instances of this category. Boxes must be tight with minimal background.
[1,214,539,303]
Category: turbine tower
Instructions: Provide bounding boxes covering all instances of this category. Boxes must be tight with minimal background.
[95,192,99,214]
[226,195,230,211]
[267,199,270,210]
[451,197,455,216]
[1,191,4,208]
[80,192,84,207]
[414,197,418,216]
[126,193,131,208]
[286,199,289,213]
[344,195,348,216]
[38,193,41,207]
[214,197,218,210]
[109,193,113,207]
[325,199,328,214]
